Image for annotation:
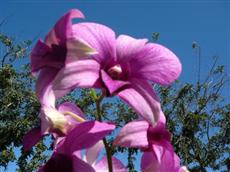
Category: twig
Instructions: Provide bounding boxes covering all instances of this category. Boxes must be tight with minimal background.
[95,93,113,172]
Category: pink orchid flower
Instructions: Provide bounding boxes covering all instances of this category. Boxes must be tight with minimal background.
[23,102,85,151]
[31,9,97,75]
[31,9,98,105]
[114,114,185,172]
[50,18,182,126]
[38,121,115,172]
[73,141,127,172]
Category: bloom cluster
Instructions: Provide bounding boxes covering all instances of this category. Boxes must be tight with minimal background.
[23,9,189,172]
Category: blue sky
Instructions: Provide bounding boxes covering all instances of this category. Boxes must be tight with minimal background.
[0,0,229,171]
[1,0,229,84]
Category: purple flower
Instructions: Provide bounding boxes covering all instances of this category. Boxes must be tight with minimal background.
[23,102,85,151]
[31,9,98,107]
[113,114,184,172]
[38,121,115,172]
[51,21,182,126]
[31,9,97,75]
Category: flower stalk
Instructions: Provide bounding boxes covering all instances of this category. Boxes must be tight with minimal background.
[95,92,113,172]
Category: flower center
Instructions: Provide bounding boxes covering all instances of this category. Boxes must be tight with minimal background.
[147,126,166,143]
[108,64,123,79]
[51,44,67,63]
[150,132,163,141]
[42,107,68,134]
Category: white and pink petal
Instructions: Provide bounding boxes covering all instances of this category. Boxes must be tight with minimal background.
[72,22,116,65]
[58,102,84,118]
[117,79,161,126]
[45,9,85,46]
[141,151,159,172]
[116,35,148,63]
[94,156,127,172]
[59,121,115,154]
[113,120,149,148]
[36,68,59,107]
[52,58,101,97]
[129,43,182,85]
[85,141,104,165]
[72,153,95,172]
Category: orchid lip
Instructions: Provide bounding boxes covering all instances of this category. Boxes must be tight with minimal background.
[64,111,85,122]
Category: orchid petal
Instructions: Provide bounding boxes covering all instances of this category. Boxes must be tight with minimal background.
[118,79,161,126]
[157,148,181,172]
[36,68,59,107]
[45,9,85,46]
[30,40,56,74]
[73,150,81,159]
[141,151,159,172]
[92,156,107,172]
[42,153,73,172]
[101,69,130,94]
[152,144,164,165]
[147,122,171,145]
[58,102,84,118]
[23,127,42,151]
[94,156,127,172]
[72,22,116,64]
[113,121,149,148]
[52,59,101,98]
[72,153,95,172]
[66,38,98,63]
[111,157,128,172]
[53,136,65,149]
[130,43,182,85]
[86,141,104,165]
[116,35,148,62]
[60,121,115,154]
[159,111,166,124]
[40,107,68,135]
[31,9,84,74]
[30,40,66,75]
[142,145,181,172]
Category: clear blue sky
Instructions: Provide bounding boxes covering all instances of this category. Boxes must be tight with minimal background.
[1,0,229,84]
[0,0,229,171]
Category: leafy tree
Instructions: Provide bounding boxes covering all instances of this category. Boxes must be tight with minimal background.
[0,30,229,172]
[0,32,49,171]
[158,57,230,171]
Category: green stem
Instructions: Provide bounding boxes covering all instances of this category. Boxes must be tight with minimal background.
[95,93,113,172]
[103,138,113,172]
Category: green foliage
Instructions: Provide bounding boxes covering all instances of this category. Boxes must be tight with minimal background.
[0,33,31,66]
[0,32,45,171]
[152,32,160,42]
[157,57,230,171]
